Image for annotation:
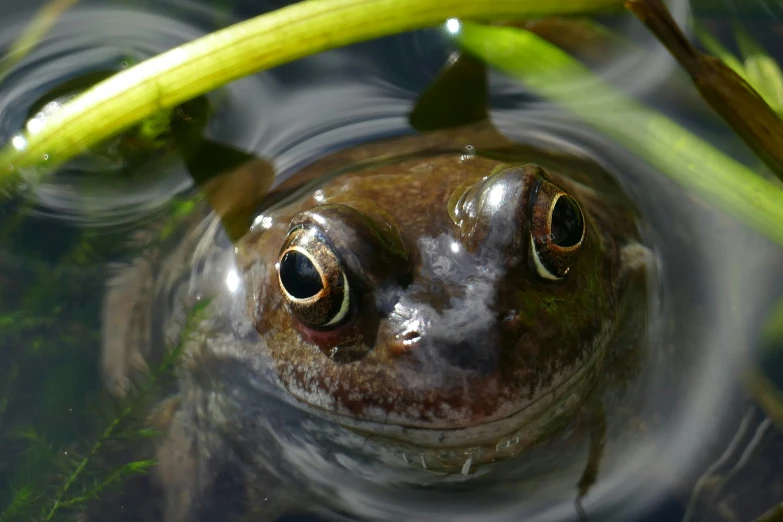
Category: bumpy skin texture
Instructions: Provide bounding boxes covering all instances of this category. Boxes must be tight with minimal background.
[100,123,647,522]
[243,157,612,428]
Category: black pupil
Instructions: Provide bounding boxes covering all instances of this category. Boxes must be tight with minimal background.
[280,250,323,299]
[550,196,584,247]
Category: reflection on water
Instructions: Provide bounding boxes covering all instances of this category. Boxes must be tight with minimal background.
[0,3,278,227]
[0,1,781,522]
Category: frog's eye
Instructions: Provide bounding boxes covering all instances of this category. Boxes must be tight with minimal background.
[530,182,585,280]
[277,225,352,329]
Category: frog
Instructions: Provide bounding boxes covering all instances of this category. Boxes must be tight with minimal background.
[98,51,651,522]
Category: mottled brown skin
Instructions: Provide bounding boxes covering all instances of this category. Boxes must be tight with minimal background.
[236,132,629,439]
[99,121,647,522]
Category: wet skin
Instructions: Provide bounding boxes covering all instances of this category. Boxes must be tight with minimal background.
[239,149,623,449]
[98,55,649,522]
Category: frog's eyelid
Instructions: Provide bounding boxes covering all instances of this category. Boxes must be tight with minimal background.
[530,232,564,281]
[324,271,351,326]
[547,193,559,231]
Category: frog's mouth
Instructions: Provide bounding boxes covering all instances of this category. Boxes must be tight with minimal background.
[285,339,606,473]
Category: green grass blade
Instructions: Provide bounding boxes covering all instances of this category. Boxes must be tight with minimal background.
[456,22,783,246]
[0,0,624,174]
[733,23,783,114]
[0,0,80,84]
[692,22,747,80]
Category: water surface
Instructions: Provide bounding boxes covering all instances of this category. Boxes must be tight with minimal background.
[0,1,781,521]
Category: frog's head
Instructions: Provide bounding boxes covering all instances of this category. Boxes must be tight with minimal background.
[230,53,643,467]
[237,153,626,458]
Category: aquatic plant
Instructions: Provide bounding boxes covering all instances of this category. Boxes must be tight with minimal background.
[0,0,625,172]
[457,15,783,520]
[0,205,205,522]
[1,0,782,249]
[626,0,783,182]
[694,21,783,117]
[455,19,783,247]
[0,0,79,84]
[39,297,211,522]
[1,1,783,521]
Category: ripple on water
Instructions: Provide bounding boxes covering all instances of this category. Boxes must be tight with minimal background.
[492,105,783,522]
[0,3,779,522]
[0,4,279,227]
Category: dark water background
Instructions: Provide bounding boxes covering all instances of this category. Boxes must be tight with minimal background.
[0,0,782,521]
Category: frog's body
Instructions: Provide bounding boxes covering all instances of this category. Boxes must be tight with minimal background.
[99,54,649,522]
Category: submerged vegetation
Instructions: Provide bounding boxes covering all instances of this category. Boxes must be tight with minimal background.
[0,82,209,519]
[0,0,782,521]
[0,238,210,521]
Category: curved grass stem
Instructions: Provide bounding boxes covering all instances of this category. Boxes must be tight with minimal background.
[456,22,783,246]
[0,0,623,174]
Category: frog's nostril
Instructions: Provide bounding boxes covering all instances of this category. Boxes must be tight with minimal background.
[390,329,422,355]
[400,329,422,344]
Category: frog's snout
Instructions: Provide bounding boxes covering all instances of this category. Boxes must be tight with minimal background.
[381,278,501,376]
[385,300,428,356]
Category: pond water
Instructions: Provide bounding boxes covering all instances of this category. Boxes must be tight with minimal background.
[0,1,782,521]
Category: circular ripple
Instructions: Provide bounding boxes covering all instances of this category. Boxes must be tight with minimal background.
[0,4,279,227]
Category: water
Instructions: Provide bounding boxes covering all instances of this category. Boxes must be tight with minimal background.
[0,1,782,521]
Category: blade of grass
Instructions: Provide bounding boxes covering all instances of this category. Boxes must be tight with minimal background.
[0,0,80,83]
[692,22,747,81]
[733,23,783,115]
[0,0,624,175]
[455,22,783,246]
[626,0,783,183]
[693,22,783,116]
